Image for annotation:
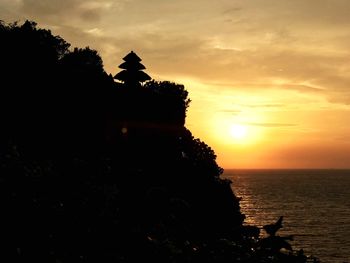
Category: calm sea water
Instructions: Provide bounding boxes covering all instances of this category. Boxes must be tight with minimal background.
[223,169,350,263]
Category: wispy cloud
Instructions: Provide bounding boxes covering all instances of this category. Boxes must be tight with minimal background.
[222,6,242,15]
[235,103,285,108]
[334,135,350,143]
[243,122,297,128]
[20,0,123,24]
[218,109,241,115]
[282,84,325,93]
[21,0,81,16]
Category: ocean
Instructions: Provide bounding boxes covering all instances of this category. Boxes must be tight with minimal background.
[223,169,350,263]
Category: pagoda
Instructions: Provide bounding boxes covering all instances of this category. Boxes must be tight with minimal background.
[114,51,151,87]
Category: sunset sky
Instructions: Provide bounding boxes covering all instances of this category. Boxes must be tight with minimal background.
[2,0,350,168]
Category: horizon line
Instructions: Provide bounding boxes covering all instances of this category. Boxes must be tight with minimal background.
[223,168,350,170]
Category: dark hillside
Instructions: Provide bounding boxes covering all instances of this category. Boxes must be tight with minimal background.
[0,20,315,263]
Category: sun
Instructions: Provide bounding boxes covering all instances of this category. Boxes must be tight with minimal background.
[230,124,248,140]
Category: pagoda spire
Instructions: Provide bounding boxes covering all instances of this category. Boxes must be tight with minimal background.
[114,51,151,87]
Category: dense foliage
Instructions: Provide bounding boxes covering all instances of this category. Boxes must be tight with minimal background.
[0,21,317,262]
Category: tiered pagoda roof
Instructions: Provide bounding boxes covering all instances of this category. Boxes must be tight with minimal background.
[114,51,151,86]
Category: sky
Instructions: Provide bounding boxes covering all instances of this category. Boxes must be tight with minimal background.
[1,0,350,169]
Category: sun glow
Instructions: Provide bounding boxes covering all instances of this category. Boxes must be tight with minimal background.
[230,124,248,140]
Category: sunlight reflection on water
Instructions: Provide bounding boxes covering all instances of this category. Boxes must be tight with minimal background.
[223,169,350,263]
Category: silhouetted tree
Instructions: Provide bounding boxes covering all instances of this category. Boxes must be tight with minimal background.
[144,80,191,125]
[60,47,104,75]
